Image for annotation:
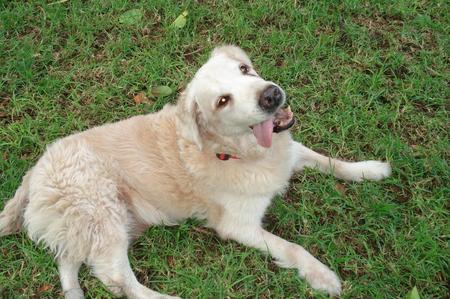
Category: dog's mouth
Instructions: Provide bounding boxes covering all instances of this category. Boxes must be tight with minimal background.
[250,106,295,148]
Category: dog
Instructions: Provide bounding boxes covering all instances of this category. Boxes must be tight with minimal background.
[0,45,391,298]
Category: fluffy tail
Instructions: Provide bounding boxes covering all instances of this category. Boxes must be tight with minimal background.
[0,170,32,237]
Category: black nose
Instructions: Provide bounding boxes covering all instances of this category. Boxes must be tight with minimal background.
[258,85,283,113]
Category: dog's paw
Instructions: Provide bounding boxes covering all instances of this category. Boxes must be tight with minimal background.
[64,288,85,299]
[300,262,342,296]
[350,160,391,182]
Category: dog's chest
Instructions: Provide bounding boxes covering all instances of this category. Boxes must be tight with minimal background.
[195,145,295,200]
[195,147,295,224]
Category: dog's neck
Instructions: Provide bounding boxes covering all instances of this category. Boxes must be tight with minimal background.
[201,129,268,160]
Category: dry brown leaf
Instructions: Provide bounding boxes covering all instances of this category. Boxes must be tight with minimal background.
[335,183,346,195]
[133,92,146,105]
[167,255,175,267]
[133,92,155,105]
[38,284,53,293]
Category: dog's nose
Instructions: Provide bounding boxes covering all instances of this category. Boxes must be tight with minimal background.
[259,85,283,113]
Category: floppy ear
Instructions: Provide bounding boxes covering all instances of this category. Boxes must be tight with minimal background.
[176,84,203,150]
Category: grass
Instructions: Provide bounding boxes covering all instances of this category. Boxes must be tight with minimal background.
[0,0,448,298]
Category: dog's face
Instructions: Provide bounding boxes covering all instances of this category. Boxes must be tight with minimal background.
[179,46,294,149]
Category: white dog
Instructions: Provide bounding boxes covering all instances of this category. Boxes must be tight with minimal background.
[0,46,391,298]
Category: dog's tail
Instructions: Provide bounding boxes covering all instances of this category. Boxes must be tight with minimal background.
[0,170,32,237]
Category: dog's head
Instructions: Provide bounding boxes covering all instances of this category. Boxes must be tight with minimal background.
[178,45,294,149]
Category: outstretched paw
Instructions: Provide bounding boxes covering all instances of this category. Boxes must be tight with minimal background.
[301,262,342,296]
[350,160,391,182]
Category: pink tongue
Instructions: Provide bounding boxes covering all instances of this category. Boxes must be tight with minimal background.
[252,117,274,148]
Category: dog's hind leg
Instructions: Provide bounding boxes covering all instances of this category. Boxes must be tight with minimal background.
[292,141,391,181]
[58,257,84,299]
[88,235,180,299]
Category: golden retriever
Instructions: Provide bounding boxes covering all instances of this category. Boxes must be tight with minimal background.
[0,46,391,298]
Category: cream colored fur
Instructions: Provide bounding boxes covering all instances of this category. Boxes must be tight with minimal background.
[0,45,391,298]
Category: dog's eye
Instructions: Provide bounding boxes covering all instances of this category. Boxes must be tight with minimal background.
[217,95,231,108]
[239,63,250,74]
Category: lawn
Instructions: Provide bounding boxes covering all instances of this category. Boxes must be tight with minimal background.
[0,0,448,298]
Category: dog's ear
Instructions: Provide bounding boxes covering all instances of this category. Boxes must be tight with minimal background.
[211,45,252,66]
[177,84,203,150]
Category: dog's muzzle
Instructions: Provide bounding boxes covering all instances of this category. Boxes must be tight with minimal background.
[258,85,284,113]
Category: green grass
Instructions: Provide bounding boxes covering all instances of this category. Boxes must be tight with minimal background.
[0,0,448,298]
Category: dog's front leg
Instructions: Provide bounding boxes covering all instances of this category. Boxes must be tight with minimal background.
[215,221,342,296]
[292,141,391,182]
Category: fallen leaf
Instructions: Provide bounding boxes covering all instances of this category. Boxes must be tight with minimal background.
[119,9,143,25]
[407,286,420,299]
[335,183,346,195]
[133,92,155,105]
[167,255,175,267]
[133,92,146,104]
[171,10,188,28]
[38,284,53,293]
[150,86,173,97]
